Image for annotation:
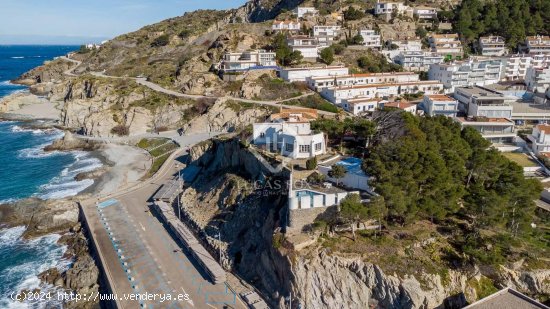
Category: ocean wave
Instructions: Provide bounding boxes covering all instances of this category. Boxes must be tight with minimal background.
[10,125,57,135]
[17,142,61,159]
[0,198,18,205]
[37,152,102,199]
[0,226,25,247]
[10,56,24,59]
[0,228,69,309]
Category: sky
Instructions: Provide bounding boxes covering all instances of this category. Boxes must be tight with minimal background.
[0,0,247,45]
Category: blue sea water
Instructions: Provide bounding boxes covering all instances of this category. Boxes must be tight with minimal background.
[0,45,102,308]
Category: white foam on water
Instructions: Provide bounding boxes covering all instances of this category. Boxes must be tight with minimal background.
[0,227,69,309]
[0,226,26,247]
[37,151,102,199]
[10,56,24,59]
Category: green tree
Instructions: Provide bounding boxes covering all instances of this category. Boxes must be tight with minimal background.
[368,196,387,238]
[339,194,369,240]
[319,47,334,64]
[343,7,365,21]
[330,164,347,186]
[415,26,428,39]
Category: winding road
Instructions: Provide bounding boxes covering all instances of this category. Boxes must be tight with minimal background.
[60,56,335,115]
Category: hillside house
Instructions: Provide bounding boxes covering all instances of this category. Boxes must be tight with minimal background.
[394,51,444,71]
[293,7,318,18]
[380,101,418,113]
[479,36,507,57]
[455,117,516,144]
[307,72,420,91]
[279,65,349,82]
[341,98,385,115]
[413,6,437,20]
[287,35,319,58]
[429,33,463,57]
[218,50,276,71]
[454,86,515,119]
[526,35,550,54]
[502,54,550,81]
[359,29,382,49]
[420,94,458,117]
[313,25,342,47]
[428,58,503,92]
[272,20,301,32]
[526,66,550,92]
[528,124,550,155]
[252,109,326,159]
[320,81,444,104]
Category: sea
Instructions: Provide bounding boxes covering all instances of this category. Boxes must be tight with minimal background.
[0,45,102,308]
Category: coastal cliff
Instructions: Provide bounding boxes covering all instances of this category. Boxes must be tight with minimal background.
[181,138,550,309]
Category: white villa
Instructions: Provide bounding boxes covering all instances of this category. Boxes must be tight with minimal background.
[279,65,349,82]
[287,35,319,58]
[429,33,463,57]
[252,109,326,159]
[272,20,301,32]
[360,29,382,49]
[527,124,550,155]
[479,36,507,57]
[313,25,342,47]
[320,80,444,104]
[394,51,444,71]
[293,7,318,18]
[421,94,458,117]
[428,58,503,92]
[218,50,276,71]
[306,72,420,91]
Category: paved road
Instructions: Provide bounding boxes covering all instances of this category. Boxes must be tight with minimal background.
[81,133,247,309]
[58,57,334,116]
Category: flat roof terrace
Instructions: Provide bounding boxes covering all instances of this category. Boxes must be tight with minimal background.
[511,101,550,120]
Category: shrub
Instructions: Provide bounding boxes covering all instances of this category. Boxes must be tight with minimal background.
[151,34,170,47]
[306,156,318,170]
[111,125,130,136]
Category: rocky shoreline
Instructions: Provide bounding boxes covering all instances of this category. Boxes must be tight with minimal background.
[0,199,100,308]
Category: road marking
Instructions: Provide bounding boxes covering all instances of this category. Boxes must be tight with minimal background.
[139,223,146,231]
[206,304,217,309]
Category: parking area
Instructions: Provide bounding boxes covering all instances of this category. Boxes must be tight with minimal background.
[96,199,238,308]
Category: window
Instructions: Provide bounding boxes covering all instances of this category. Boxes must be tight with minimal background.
[299,145,310,153]
[315,143,322,151]
[285,143,294,152]
[260,132,265,138]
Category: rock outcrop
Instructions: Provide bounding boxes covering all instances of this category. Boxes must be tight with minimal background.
[0,198,79,238]
[44,131,100,151]
[39,226,100,309]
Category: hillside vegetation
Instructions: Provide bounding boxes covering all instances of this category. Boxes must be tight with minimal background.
[312,112,548,280]
[455,0,550,49]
